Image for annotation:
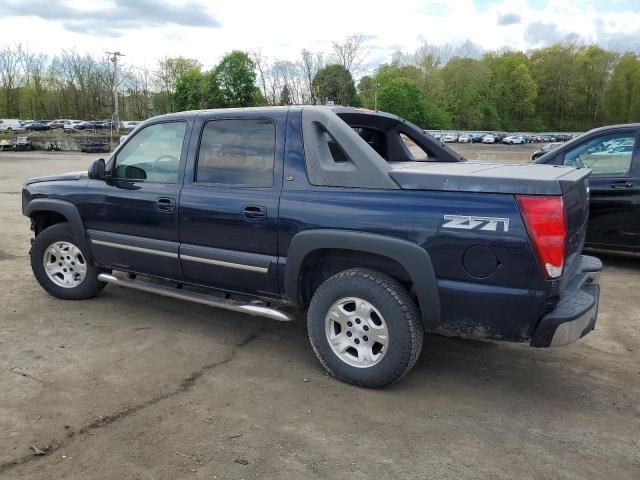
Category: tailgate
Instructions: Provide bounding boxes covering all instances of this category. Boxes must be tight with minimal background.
[560,174,590,292]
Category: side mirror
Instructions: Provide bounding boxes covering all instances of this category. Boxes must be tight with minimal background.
[88,158,106,180]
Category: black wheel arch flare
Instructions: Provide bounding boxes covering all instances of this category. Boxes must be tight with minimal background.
[284,229,441,329]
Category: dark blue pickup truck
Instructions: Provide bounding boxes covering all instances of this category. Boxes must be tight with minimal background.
[22,106,602,387]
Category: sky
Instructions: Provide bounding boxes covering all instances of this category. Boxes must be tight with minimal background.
[0,0,638,70]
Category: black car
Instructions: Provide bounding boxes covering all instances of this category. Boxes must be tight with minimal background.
[25,121,51,132]
[534,123,640,254]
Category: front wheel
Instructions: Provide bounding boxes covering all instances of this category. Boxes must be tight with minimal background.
[307,268,424,388]
[31,223,105,300]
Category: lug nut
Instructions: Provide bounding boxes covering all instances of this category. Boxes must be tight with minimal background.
[355,319,361,324]
[363,325,369,331]
[346,331,352,337]
[347,321,352,327]
[354,338,360,345]
[363,336,368,342]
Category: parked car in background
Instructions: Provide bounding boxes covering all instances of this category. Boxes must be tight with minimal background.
[120,121,141,133]
[482,134,495,144]
[0,119,23,131]
[534,123,640,255]
[443,133,458,143]
[503,135,526,145]
[531,142,563,161]
[458,134,471,143]
[26,121,52,132]
[77,121,98,131]
[470,133,485,143]
[51,119,72,130]
[64,120,85,132]
[97,119,118,131]
[429,131,442,140]
[494,133,507,143]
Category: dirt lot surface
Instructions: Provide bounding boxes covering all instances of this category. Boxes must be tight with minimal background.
[1,148,639,479]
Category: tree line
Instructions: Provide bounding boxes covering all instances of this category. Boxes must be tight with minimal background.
[1,38,639,132]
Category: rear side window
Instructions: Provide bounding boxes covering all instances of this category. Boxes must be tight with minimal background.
[400,133,428,161]
[196,119,275,187]
[563,133,636,176]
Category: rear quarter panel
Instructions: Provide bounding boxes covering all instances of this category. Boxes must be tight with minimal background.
[280,114,550,341]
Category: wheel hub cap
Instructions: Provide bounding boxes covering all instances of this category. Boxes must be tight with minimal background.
[325,297,389,368]
[43,241,87,288]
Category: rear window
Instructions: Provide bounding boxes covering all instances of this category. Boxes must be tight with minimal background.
[196,118,275,187]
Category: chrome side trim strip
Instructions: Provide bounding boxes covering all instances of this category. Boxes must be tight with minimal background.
[98,273,294,322]
[180,254,269,273]
[90,238,269,272]
[91,239,178,258]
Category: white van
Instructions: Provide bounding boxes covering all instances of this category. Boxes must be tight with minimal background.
[0,119,23,131]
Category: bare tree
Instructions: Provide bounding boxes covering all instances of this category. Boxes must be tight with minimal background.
[300,49,323,104]
[250,49,269,101]
[0,44,24,116]
[331,34,369,72]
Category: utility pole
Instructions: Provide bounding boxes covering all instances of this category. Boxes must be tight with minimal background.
[106,51,125,132]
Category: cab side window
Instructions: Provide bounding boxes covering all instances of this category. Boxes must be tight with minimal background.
[114,122,187,183]
[563,133,636,176]
[196,119,275,187]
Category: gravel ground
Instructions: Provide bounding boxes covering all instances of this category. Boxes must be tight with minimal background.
[0,148,638,479]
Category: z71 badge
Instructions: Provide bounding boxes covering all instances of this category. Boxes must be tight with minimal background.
[442,215,510,232]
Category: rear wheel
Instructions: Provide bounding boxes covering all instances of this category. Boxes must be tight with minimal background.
[307,268,423,388]
[31,223,105,300]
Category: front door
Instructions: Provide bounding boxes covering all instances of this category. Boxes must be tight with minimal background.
[179,113,284,297]
[561,130,640,250]
[79,120,190,278]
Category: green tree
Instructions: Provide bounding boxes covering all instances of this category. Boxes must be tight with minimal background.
[174,68,204,111]
[485,52,537,129]
[530,43,581,130]
[357,75,376,109]
[155,57,202,113]
[205,51,258,108]
[377,77,449,128]
[440,57,492,129]
[576,46,617,127]
[280,84,292,105]
[605,53,640,124]
[313,64,358,106]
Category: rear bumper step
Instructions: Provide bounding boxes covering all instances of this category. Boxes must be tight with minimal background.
[529,255,602,347]
[98,273,295,322]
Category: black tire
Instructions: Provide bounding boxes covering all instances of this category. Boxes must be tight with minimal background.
[307,268,424,388]
[31,223,105,300]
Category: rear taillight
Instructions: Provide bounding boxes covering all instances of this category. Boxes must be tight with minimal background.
[516,195,567,279]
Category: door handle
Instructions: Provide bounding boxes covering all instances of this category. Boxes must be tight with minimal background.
[156,197,176,213]
[242,205,267,221]
[610,181,634,189]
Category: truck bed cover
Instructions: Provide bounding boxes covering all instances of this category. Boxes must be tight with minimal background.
[389,161,591,195]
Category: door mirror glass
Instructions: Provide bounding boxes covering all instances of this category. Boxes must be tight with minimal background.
[88,158,106,179]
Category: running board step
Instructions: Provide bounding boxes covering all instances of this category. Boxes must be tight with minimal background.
[98,273,295,322]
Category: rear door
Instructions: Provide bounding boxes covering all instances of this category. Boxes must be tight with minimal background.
[561,129,640,250]
[178,111,285,298]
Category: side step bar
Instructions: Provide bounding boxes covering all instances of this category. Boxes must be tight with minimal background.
[98,273,295,322]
